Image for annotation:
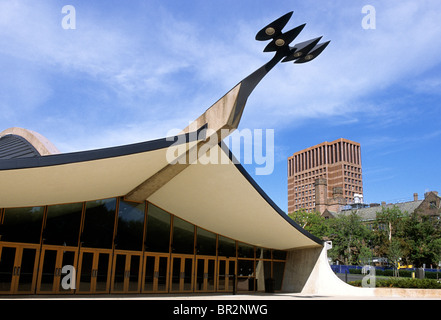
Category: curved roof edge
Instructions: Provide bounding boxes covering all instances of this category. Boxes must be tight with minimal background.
[0,127,60,156]
[0,125,207,171]
[219,142,324,246]
[0,125,322,247]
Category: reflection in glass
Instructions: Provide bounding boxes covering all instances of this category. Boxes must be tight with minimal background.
[78,252,93,292]
[157,257,168,292]
[96,253,110,292]
[145,204,170,253]
[171,258,181,291]
[16,248,37,293]
[238,242,254,258]
[196,227,216,256]
[238,259,254,277]
[82,198,117,249]
[256,247,272,259]
[218,260,226,291]
[44,203,83,246]
[273,250,287,260]
[1,207,44,244]
[39,249,57,292]
[113,254,126,292]
[128,255,141,292]
[218,236,236,257]
[172,216,194,254]
[0,247,16,292]
[183,258,193,291]
[273,261,285,291]
[115,200,145,251]
[144,256,155,292]
[237,257,255,292]
[196,259,205,291]
[207,259,215,291]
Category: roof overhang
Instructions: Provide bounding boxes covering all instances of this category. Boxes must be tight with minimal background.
[0,137,322,250]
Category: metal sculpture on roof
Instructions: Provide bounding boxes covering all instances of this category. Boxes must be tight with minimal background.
[229,11,330,128]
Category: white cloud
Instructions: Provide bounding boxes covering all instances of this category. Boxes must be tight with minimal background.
[1,0,441,152]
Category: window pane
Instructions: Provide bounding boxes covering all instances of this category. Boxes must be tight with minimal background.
[0,207,44,243]
[115,200,145,251]
[273,250,287,260]
[238,242,254,258]
[218,236,236,258]
[238,260,254,277]
[82,198,117,249]
[145,204,170,253]
[256,247,271,259]
[196,228,216,256]
[44,203,83,246]
[172,216,194,254]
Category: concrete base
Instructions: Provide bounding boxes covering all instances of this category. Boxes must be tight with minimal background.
[283,246,441,299]
[283,246,373,296]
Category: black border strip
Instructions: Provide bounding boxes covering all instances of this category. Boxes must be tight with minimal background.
[0,125,207,171]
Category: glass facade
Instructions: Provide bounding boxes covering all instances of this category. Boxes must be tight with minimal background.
[0,197,287,295]
[82,198,117,249]
[0,207,44,244]
[115,200,145,251]
[44,203,83,246]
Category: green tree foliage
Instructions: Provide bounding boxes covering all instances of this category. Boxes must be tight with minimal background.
[403,213,441,267]
[327,212,372,265]
[287,207,441,268]
[288,209,329,239]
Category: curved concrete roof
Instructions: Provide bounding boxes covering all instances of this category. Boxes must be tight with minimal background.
[0,130,322,250]
[0,67,323,251]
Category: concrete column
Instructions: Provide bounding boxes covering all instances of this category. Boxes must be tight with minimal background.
[282,246,376,296]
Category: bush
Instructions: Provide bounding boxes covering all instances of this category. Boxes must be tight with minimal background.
[349,277,441,289]
[347,267,441,279]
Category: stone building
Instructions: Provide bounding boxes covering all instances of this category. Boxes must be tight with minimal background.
[288,138,363,214]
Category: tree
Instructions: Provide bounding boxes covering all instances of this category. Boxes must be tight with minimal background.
[288,209,329,239]
[327,212,372,265]
[387,239,403,277]
[358,245,373,266]
[403,213,441,267]
[375,206,407,242]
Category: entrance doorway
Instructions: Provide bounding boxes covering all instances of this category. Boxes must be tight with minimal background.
[111,250,142,293]
[217,258,236,293]
[76,248,112,294]
[36,245,78,294]
[142,253,169,293]
[0,243,40,294]
[170,255,193,292]
[195,256,216,292]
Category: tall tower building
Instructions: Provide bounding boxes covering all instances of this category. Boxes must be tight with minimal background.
[287,138,363,214]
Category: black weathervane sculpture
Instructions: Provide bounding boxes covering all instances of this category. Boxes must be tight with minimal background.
[230,11,331,127]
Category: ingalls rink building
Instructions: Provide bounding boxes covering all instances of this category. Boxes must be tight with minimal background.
[0,12,369,297]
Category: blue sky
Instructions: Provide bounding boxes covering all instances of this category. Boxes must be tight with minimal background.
[1,0,441,213]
